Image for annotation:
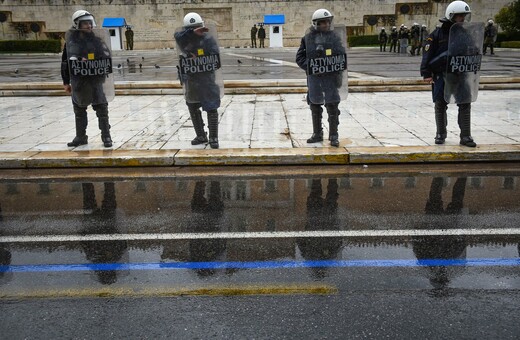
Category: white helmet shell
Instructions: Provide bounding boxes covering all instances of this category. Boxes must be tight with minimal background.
[183,12,204,28]
[488,19,494,25]
[72,9,96,29]
[445,1,471,22]
[311,9,334,28]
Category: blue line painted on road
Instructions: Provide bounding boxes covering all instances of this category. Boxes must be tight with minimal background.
[1,258,519,273]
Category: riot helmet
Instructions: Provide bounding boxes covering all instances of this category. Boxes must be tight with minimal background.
[381,27,385,31]
[311,9,334,30]
[488,19,494,25]
[445,1,471,22]
[183,12,204,28]
[72,10,96,29]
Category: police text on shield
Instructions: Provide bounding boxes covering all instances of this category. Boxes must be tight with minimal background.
[448,55,482,73]
[180,55,221,74]
[308,54,347,75]
[70,58,113,77]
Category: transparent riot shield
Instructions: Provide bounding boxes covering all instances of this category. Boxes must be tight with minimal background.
[66,28,115,107]
[174,24,224,107]
[304,24,348,105]
[444,22,485,104]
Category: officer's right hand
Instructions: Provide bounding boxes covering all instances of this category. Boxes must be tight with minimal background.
[63,84,72,94]
[194,27,209,36]
[423,77,433,84]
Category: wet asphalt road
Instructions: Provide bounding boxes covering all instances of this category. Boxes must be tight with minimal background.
[1,164,520,338]
[1,47,519,83]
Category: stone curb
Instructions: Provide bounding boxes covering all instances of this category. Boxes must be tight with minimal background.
[1,77,520,96]
[1,144,519,169]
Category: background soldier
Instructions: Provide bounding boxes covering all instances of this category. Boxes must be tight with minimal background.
[421,0,477,147]
[483,19,497,55]
[389,26,398,53]
[296,9,347,147]
[175,13,222,149]
[61,10,113,148]
[258,24,266,48]
[379,27,388,52]
[125,26,134,50]
[250,24,258,48]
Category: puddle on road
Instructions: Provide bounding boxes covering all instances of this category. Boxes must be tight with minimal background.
[1,170,519,295]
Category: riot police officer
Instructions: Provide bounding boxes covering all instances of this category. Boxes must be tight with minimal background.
[61,10,114,148]
[389,26,399,53]
[410,23,421,56]
[421,1,478,147]
[175,13,222,149]
[379,27,388,52]
[483,20,497,55]
[296,9,347,147]
[420,24,430,55]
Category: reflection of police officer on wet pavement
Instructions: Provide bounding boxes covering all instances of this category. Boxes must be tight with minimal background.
[175,13,222,149]
[61,10,114,148]
[80,182,127,285]
[189,181,225,277]
[297,178,342,279]
[413,176,468,290]
[296,9,347,147]
[421,1,479,147]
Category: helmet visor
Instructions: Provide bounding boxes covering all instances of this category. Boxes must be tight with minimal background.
[77,15,96,29]
[314,18,334,31]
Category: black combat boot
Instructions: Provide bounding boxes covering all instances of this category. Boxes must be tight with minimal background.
[434,100,448,144]
[207,109,219,149]
[307,104,323,143]
[189,107,208,145]
[326,103,340,147]
[94,104,112,147]
[98,116,113,147]
[458,104,476,147]
[67,107,88,147]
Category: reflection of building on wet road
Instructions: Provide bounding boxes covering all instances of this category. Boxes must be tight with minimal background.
[413,177,468,290]
[80,182,128,285]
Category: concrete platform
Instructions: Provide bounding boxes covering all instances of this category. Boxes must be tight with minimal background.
[1,89,519,168]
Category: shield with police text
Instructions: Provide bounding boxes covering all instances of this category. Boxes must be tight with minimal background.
[444,22,484,104]
[175,24,224,110]
[66,28,115,107]
[304,24,348,105]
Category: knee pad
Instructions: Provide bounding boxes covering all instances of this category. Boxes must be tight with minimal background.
[325,103,340,116]
[93,103,109,118]
[310,104,323,115]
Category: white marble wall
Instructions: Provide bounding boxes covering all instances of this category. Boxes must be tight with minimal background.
[0,0,510,48]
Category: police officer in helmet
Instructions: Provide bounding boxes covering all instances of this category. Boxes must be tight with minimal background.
[175,12,222,149]
[296,9,347,147]
[61,10,114,148]
[421,1,477,147]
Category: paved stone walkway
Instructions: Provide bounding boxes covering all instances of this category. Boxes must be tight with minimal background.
[1,91,519,153]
